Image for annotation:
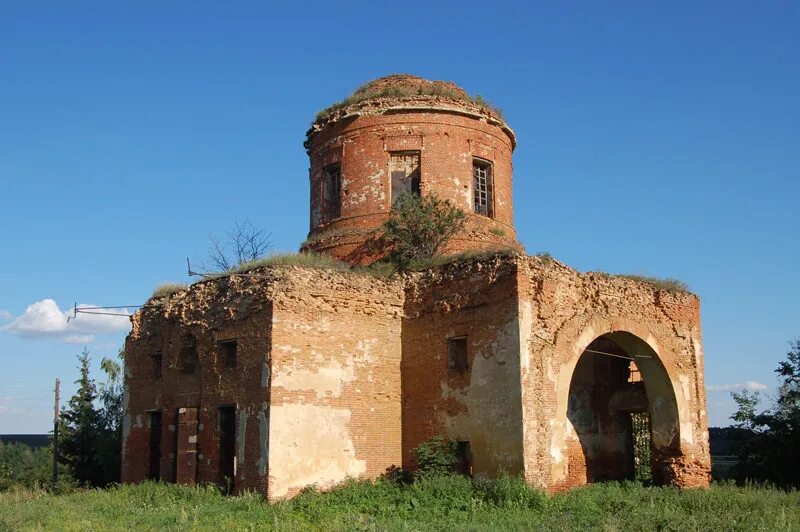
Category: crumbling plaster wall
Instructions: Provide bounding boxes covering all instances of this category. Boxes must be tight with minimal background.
[516,255,711,490]
[267,267,405,500]
[122,274,276,493]
[402,256,525,476]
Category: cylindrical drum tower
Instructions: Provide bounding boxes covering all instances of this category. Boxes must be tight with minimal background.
[301,74,521,264]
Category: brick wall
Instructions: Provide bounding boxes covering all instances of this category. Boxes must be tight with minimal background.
[402,256,525,476]
[303,103,521,264]
[516,255,711,490]
[267,267,405,499]
[122,274,275,494]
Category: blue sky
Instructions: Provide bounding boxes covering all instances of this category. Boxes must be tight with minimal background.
[0,1,797,432]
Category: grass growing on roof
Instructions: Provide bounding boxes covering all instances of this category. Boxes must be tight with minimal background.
[151,283,188,298]
[614,274,691,293]
[317,84,503,120]
[232,252,353,273]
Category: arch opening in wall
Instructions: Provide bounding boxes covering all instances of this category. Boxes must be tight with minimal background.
[564,331,680,486]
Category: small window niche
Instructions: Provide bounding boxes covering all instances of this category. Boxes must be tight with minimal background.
[472,158,494,218]
[323,163,341,220]
[447,336,468,372]
[151,352,163,379]
[179,345,199,375]
[390,151,421,204]
[219,340,237,370]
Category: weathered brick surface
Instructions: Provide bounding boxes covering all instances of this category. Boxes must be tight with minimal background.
[266,268,405,499]
[402,257,524,476]
[302,75,522,264]
[122,75,710,499]
[517,256,710,490]
[123,254,710,499]
[122,274,275,494]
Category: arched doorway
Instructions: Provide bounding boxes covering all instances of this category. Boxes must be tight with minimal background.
[564,331,681,485]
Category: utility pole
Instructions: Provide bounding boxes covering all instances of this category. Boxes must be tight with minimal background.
[52,378,60,490]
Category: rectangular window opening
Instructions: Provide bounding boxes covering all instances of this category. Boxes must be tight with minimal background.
[218,406,236,493]
[473,158,494,218]
[323,163,341,220]
[151,352,163,379]
[455,441,473,476]
[217,340,237,369]
[390,152,421,204]
[148,411,162,480]
[447,336,468,372]
[218,340,237,369]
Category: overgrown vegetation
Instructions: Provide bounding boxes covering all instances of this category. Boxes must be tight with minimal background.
[382,193,467,270]
[729,337,800,488]
[233,252,354,274]
[614,273,690,293]
[57,348,124,488]
[151,283,188,298]
[0,441,71,492]
[317,82,503,120]
[2,478,798,530]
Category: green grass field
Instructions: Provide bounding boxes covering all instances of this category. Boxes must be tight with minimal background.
[1,476,798,531]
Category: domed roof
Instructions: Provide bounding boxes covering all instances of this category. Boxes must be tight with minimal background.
[308,74,513,148]
[348,74,471,102]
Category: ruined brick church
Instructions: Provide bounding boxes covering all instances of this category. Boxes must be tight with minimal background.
[121,75,711,499]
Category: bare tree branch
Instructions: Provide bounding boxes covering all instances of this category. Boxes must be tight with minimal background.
[206,220,273,272]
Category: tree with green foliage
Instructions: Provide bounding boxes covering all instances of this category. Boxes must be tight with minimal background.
[730,337,800,488]
[59,348,105,486]
[382,193,467,269]
[96,349,125,485]
[0,440,71,491]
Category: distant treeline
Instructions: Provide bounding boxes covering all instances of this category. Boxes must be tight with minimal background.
[0,435,50,450]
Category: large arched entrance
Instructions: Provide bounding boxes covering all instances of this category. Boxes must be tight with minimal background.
[564,331,681,485]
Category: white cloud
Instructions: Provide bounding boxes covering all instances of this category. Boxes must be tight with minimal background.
[707,381,768,393]
[0,299,131,343]
[63,334,96,344]
[0,310,11,321]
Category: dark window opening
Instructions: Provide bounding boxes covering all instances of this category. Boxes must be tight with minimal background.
[473,158,494,217]
[219,406,236,493]
[455,441,473,476]
[151,352,163,379]
[630,411,652,483]
[148,411,162,480]
[323,163,341,220]
[179,346,199,375]
[390,152,421,204]
[219,340,237,369]
[448,336,468,372]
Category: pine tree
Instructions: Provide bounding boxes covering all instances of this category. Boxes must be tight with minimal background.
[59,348,104,486]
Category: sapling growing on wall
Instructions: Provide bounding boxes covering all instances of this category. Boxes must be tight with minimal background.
[382,193,467,269]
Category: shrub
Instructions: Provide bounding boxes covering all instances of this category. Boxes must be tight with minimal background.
[412,436,459,478]
[383,193,467,270]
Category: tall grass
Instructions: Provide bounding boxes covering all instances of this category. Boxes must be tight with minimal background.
[2,477,798,531]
